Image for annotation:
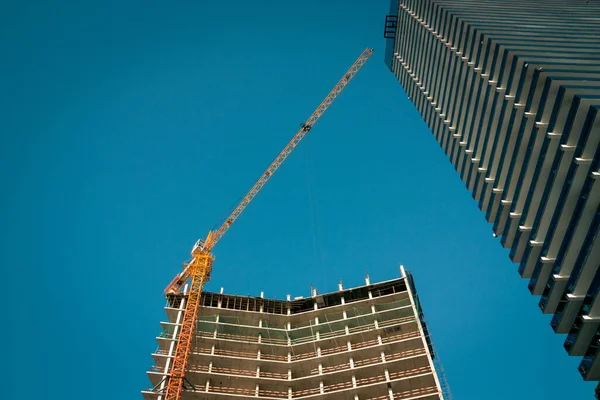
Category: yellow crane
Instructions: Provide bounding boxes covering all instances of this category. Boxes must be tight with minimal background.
[163,48,373,400]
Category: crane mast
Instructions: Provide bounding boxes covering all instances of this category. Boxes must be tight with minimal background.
[163,48,373,400]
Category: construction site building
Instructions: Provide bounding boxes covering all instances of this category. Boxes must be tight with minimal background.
[142,266,447,399]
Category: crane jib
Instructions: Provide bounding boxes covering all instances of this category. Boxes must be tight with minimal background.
[162,47,373,400]
[208,48,374,250]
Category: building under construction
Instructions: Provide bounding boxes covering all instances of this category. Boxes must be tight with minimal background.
[142,266,447,399]
[141,49,448,400]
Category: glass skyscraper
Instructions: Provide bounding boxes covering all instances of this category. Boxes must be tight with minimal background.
[384,0,600,381]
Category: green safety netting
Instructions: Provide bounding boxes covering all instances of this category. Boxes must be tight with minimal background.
[196,321,216,333]
[159,324,176,337]
[378,307,414,322]
[262,319,282,329]
[345,305,372,318]
[374,298,411,311]
[261,328,288,340]
[319,312,343,323]
[345,315,372,329]
[290,319,314,329]
[198,315,218,322]
[287,328,314,341]
[217,315,240,324]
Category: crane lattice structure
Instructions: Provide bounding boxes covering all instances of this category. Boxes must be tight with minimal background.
[162,48,373,400]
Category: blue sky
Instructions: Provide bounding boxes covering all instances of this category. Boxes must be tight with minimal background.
[1,0,594,399]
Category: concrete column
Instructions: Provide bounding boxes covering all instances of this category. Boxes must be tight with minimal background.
[260,291,264,298]
[377,335,382,345]
[257,349,261,360]
[341,296,345,305]
[388,387,394,399]
[315,316,319,325]
[374,320,379,329]
[368,290,373,299]
[338,281,344,291]
[288,369,292,380]
[255,384,259,397]
[205,380,210,392]
[371,305,376,314]
[317,347,322,357]
[211,344,215,355]
[319,381,324,394]
[343,310,347,319]
[258,333,262,344]
[365,273,371,286]
[347,340,352,351]
[259,319,263,328]
[355,395,360,400]
[256,366,260,378]
[288,387,293,399]
[217,288,223,308]
[287,352,291,362]
[318,363,323,375]
[381,351,386,362]
[352,375,357,388]
[208,361,213,373]
[316,331,320,341]
[349,357,355,369]
[384,369,390,382]
[345,325,350,335]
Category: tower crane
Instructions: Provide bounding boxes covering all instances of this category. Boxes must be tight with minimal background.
[163,48,373,400]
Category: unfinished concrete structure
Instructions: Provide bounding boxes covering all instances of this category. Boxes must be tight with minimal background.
[143,267,447,399]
